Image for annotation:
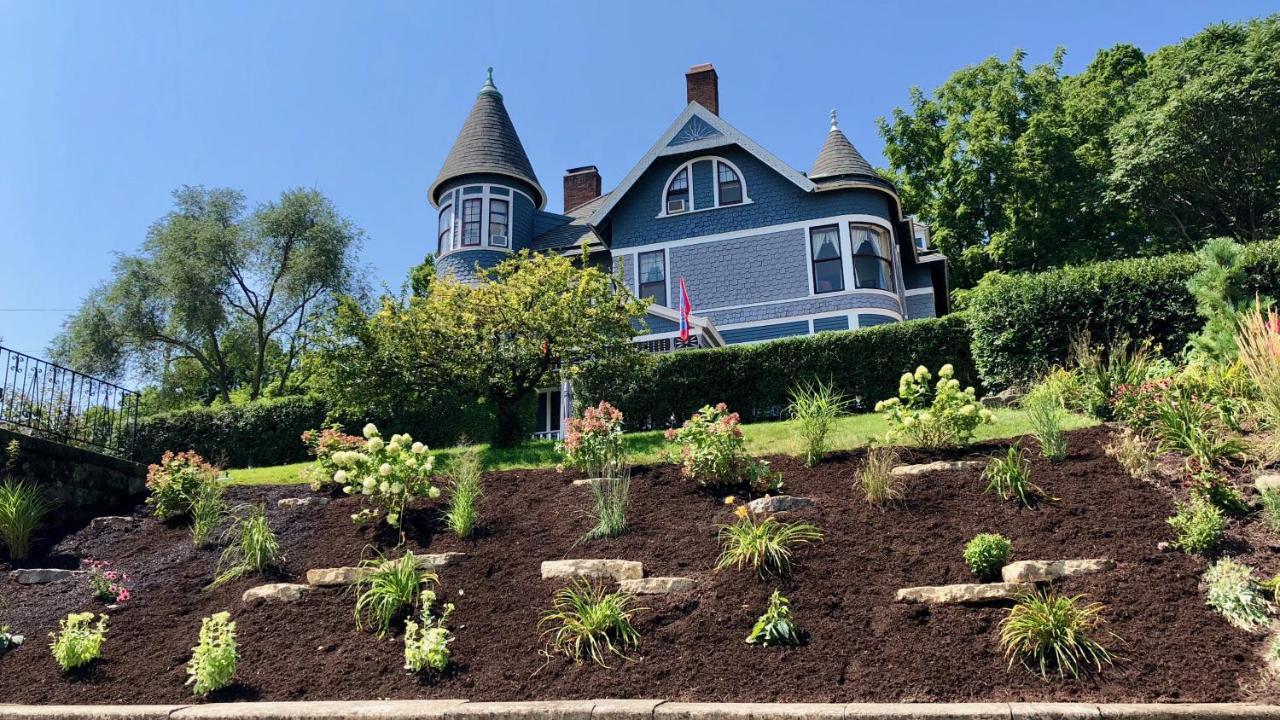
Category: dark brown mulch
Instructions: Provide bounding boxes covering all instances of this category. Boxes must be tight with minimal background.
[0,426,1275,704]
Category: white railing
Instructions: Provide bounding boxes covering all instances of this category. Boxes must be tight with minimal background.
[532,429,563,441]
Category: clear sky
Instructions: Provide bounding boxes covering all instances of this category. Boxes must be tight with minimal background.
[1,0,1275,363]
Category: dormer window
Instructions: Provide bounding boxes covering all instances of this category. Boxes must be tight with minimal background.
[717,161,742,205]
[665,168,689,214]
[488,199,509,247]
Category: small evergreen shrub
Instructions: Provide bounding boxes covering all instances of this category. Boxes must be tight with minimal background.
[715,505,823,577]
[1204,558,1271,630]
[186,612,237,696]
[745,590,802,647]
[49,612,108,671]
[964,533,1012,581]
[443,446,483,539]
[558,401,626,478]
[145,450,219,519]
[982,445,1046,507]
[875,364,994,449]
[403,590,455,674]
[210,505,282,588]
[788,380,849,467]
[539,578,643,667]
[858,446,902,507]
[999,591,1114,679]
[355,552,437,637]
[0,479,53,561]
[1167,498,1225,555]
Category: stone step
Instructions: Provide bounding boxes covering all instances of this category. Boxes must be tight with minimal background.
[891,460,986,477]
[1255,473,1280,493]
[306,553,467,587]
[243,583,313,603]
[1001,559,1115,584]
[747,495,814,514]
[541,559,644,582]
[619,577,696,595]
[896,582,1033,605]
[278,497,330,509]
[89,516,140,531]
[9,568,84,585]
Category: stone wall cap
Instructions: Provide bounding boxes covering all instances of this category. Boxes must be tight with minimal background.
[172,700,468,719]
[0,707,184,720]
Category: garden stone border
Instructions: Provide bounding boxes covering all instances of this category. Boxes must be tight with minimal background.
[3,701,1280,720]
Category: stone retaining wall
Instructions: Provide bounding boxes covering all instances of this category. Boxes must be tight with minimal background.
[2,701,1278,720]
[0,427,146,527]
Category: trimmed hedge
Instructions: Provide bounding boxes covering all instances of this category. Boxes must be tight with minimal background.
[966,240,1280,389]
[134,395,329,468]
[575,314,977,430]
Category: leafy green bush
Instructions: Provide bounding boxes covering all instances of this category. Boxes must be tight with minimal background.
[49,612,108,671]
[875,364,993,449]
[135,395,330,467]
[443,447,483,539]
[404,589,455,673]
[999,591,1114,679]
[0,479,53,561]
[1022,383,1068,461]
[715,505,823,576]
[145,451,220,520]
[211,505,282,588]
[966,240,1280,389]
[1204,558,1271,630]
[664,404,756,489]
[858,446,902,507]
[983,445,1045,507]
[558,401,626,478]
[964,533,1012,581]
[577,315,978,429]
[1166,498,1225,554]
[186,612,237,695]
[788,380,849,467]
[540,578,643,667]
[355,553,437,638]
[745,590,802,647]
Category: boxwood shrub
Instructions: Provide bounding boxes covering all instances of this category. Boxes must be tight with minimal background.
[965,240,1280,389]
[575,314,977,431]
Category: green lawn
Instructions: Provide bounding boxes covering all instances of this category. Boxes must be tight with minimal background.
[225,408,1097,485]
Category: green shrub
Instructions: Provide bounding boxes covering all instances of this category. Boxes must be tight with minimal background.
[0,479,53,561]
[983,445,1046,508]
[1204,558,1271,630]
[558,401,626,477]
[327,424,440,534]
[1167,498,1225,554]
[715,505,823,577]
[145,450,219,520]
[858,446,902,507]
[442,447,483,539]
[185,612,237,695]
[999,591,1114,679]
[404,590,455,673]
[964,533,1013,581]
[788,380,849,467]
[576,315,978,429]
[582,468,631,542]
[1022,383,1068,461]
[876,364,993,449]
[210,505,282,588]
[665,404,756,489]
[539,578,643,667]
[745,590,802,647]
[966,240,1280,389]
[355,552,437,638]
[49,612,108,671]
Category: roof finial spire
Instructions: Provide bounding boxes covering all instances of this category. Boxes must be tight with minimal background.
[479,66,501,98]
[829,109,839,132]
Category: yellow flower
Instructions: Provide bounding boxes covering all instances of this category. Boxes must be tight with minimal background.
[723,495,737,505]
[734,504,750,519]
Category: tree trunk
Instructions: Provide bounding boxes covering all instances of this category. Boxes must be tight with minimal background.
[490,394,526,448]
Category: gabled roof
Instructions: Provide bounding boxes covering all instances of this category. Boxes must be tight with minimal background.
[588,103,816,225]
[429,69,547,209]
[809,111,878,182]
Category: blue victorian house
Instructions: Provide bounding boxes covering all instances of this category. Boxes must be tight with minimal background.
[429,65,950,438]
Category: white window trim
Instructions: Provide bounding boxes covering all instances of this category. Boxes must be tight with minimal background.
[847,222,898,294]
[634,247,670,307]
[656,156,752,218]
[438,203,454,254]
[805,223,847,296]
[439,184,533,256]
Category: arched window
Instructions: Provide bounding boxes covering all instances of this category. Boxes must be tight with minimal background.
[437,204,453,255]
[717,161,742,205]
[850,224,895,291]
[665,168,689,214]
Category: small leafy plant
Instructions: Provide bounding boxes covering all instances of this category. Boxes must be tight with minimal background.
[539,578,644,667]
[404,590,455,674]
[788,380,849,467]
[443,446,483,539]
[1152,388,1244,469]
[664,403,752,489]
[355,552,437,637]
[558,401,626,478]
[745,590,802,647]
[1204,558,1271,630]
[1166,498,1225,555]
[999,591,1114,679]
[982,445,1046,507]
[0,625,24,655]
[716,505,823,576]
[210,505,282,588]
[186,611,237,696]
[1022,383,1068,461]
[582,467,631,541]
[85,560,131,604]
[858,445,902,507]
[145,450,219,519]
[49,612,108,671]
[0,479,54,561]
[1103,427,1156,481]
[964,533,1012,581]
[875,363,993,449]
[324,424,440,534]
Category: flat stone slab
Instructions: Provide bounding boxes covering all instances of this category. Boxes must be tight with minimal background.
[9,568,83,585]
[278,497,330,509]
[891,460,986,477]
[1255,474,1280,493]
[541,559,644,582]
[89,515,140,531]
[1002,559,1116,584]
[0,707,183,720]
[747,495,815,514]
[172,701,468,720]
[896,582,1033,605]
[306,566,369,586]
[243,583,313,604]
[656,704,847,720]
[619,577,696,594]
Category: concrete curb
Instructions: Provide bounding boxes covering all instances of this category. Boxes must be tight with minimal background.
[2,702,1280,720]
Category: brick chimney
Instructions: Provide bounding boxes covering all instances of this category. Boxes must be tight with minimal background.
[563,166,602,213]
[686,63,719,115]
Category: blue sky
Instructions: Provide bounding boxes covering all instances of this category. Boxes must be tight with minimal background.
[1,0,1275,362]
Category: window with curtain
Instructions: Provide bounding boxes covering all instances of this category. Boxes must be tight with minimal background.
[488,199,509,247]
[717,162,742,205]
[665,168,689,213]
[809,225,843,294]
[461,198,482,246]
[851,224,894,291]
[638,250,667,304]
[437,204,453,255]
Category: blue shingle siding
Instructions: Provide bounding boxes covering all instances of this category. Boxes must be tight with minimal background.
[721,320,810,345]
[608,146,893,250]
[692,160,714,210]
[438,249,508,283]
[670,228,809,310]
[707,291,900,326]
[904,266,933,291]
[641,312,679,334]
[512,193,535,250]
[813,315,850,333]
[904,293,936,320]
[858,313,895,327]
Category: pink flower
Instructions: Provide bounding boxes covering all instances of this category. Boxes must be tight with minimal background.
[116,587,131,603]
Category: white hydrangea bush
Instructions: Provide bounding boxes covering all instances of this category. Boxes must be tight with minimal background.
[875,364,994,449]
[327,423,440,528]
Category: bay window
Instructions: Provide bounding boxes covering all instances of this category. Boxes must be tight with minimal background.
[851,224,894,291]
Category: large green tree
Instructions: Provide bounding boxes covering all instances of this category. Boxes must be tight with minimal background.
[53,186,363,403]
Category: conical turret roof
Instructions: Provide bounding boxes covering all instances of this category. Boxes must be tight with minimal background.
[430,68,546,208]
[809,110,878,182]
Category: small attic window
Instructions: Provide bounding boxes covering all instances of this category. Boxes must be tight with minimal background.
[665,168,689,214]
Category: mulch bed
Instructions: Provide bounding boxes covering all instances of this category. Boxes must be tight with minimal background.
[1,426,1276,704]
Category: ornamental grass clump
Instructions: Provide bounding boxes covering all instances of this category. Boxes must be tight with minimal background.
[1204,558,1271,630]
[1022,382,1068,461]
[145,450,219,519]
[875,363,993,450]
[210,505,282,588]
[558,401,626,478]
[539,578,644,667]
[443,446,483,539]
[189,482,227,548]
[1166,497,1225,555]
[745,590,802,647]
[964,533,1012,581]
[999,591,1114,679]
[582,466,631,542]
[324,424,440,534]
[404,589,455,674]
[49,612,108,671]
[788,380,849,467]
[1152,389,1244,469]
[355,552,438,638]
[0,478,53,561]
[186,612,237,696]
[983,445,1046,508]
[1261,489,1280,534]
[1103,427,1156,481]
[665,403,776,491]
[858,445,902,507]
[1236,299,1280,458]
[716,504,823,577]
[1068,332,1154,421]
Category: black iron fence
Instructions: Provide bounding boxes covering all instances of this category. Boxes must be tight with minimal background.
[0,345,141,459]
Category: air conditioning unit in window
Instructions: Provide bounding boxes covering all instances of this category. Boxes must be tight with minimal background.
[666,198,687,214]
[491,235,508,246]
